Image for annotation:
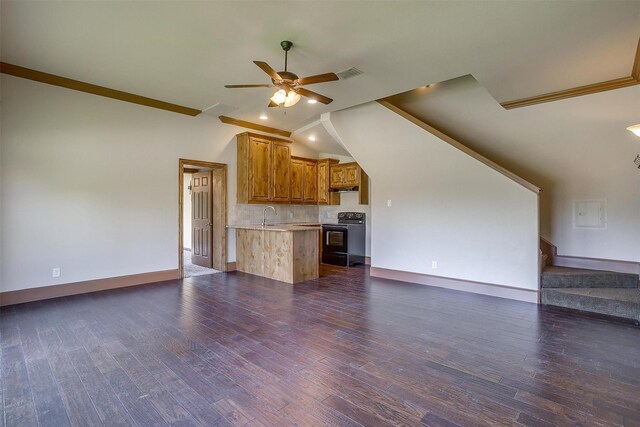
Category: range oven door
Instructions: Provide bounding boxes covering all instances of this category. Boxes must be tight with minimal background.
[322,226,349,266]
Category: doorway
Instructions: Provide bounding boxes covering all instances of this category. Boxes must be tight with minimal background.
[178,159,227,278]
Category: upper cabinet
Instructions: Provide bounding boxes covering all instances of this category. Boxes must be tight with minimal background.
[290,157,305,203]
[290,157,318,204]
[237,132,291,204]
[317,159,340,205]
[303,160,318,204]
[236,132,367,205]
[271,141,291,202]
[330,162,362,188]
[330,162,369,205]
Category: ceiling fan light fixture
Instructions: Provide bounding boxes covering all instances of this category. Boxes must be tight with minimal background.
[270,89,287,105]
[627,124,640,137]
[270,89,301,107]
[284,91,301,107]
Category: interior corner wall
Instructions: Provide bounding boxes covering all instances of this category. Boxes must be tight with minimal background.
[329,102,539,290]
[0,75,313,292]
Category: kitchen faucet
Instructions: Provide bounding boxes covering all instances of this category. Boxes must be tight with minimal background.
[262,206,277,227]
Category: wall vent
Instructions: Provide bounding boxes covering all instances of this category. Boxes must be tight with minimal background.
[336,67,364,80]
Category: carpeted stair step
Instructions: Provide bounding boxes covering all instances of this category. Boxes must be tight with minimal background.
[541,266,639,289]
[541,287,640,323]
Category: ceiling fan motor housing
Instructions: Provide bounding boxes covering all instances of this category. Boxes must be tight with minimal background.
[273,71,299,86]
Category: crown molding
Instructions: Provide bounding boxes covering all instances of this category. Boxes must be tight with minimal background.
[501,37,640,109]
[0,62,201,116]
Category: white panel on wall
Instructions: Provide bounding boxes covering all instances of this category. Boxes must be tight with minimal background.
[574,200,606,228]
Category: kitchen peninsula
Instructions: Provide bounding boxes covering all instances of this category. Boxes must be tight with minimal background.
[229,224,320,284]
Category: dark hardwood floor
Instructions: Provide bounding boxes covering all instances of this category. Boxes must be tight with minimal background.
[2,265,640,426]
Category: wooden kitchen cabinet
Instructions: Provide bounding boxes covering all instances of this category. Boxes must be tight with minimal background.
[344,163,360,187]
[290,157,305,203]
[330,165,345,187]
[290,157,317,204]
[237,132,291,204]
[329,162,369,205]
[330,162,362,188]
[303,160,318,203]
[317,159,340,205]
[271,141,291,202]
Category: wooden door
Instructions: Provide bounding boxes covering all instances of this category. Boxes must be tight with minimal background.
[192,171,212,267]
[317,161,329,204]
[344,163,360,186]
[290,158,305,203]
[303,161,318,203]
[330,164,345,187]
[249,137,271,202]
[271,141,291,202]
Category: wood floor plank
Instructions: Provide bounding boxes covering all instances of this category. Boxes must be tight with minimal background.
[65,347,135,426]
[25,358,71,427]
[82,345,169,426]
[2,265,639,426]
[1,345,34,410]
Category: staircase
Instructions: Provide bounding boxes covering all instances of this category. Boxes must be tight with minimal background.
[541,266,640,323]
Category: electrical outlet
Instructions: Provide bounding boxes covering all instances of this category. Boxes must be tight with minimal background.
[431,261,437,269]
[288,212,293,219]
[387,199,392,207]
[52,268,61,278]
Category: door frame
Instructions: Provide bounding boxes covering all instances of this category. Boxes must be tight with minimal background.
[178,158,228,278]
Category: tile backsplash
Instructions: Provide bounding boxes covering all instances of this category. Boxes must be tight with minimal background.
[230,204,320,225]
[318,192,370,222]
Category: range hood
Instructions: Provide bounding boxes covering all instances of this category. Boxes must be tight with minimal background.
[329,186,359,193]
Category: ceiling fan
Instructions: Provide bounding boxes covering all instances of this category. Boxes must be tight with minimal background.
[225,40,338,107]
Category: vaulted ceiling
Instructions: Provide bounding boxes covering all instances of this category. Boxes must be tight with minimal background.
[2,1,639,140]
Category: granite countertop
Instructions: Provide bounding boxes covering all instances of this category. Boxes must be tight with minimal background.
[227,223,321,232]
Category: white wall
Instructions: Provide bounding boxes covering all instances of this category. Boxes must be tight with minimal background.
[0,76,317,292]
[329,102,539,290]
[183,174,192,250]
[391,76,640,263]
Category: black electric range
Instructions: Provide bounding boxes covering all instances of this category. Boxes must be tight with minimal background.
[322,212,366,267]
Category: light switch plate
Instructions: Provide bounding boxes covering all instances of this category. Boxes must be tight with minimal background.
[52,268,61,278]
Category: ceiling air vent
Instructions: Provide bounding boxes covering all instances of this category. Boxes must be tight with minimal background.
[336,67,363,80]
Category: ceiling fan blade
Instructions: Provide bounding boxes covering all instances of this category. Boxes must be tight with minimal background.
[253,61,282,81]
[268,101,279,107]
[225,84,272,88]
[295,88,333,105]
[295,72,339,86]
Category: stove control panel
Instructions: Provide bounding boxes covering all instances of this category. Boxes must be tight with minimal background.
[337,212,365,224]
